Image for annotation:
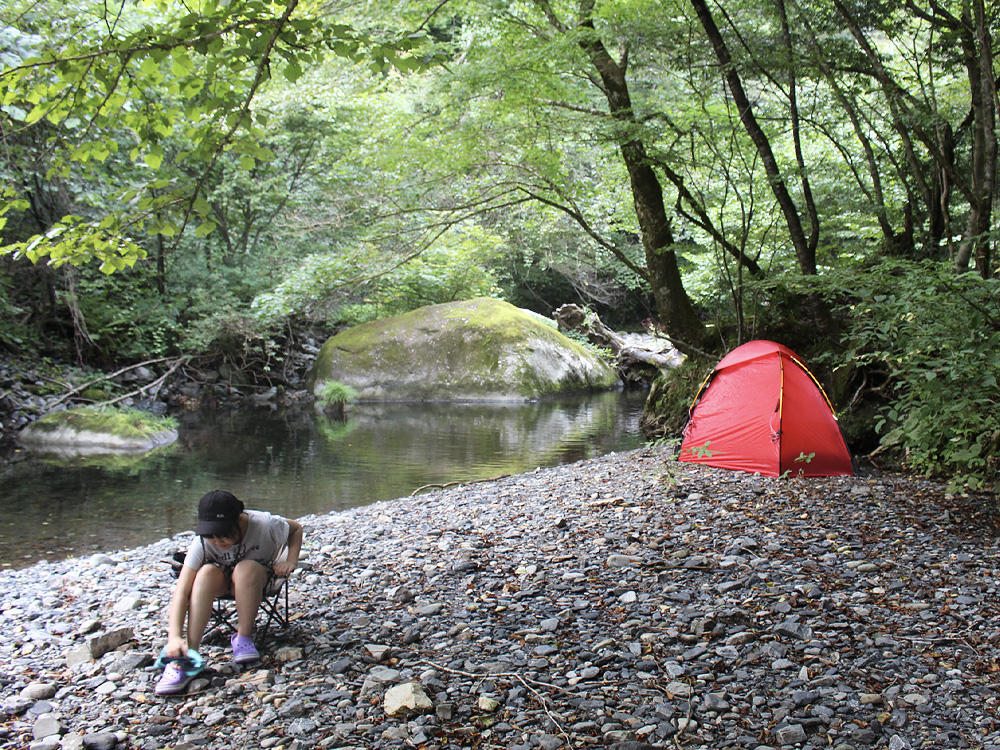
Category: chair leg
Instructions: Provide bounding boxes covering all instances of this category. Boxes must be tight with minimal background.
[210,579,291,649]
[255,579,290,645]
[210,598,237,635]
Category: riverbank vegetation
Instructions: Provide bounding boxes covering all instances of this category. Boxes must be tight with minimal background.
[1,0,998,490]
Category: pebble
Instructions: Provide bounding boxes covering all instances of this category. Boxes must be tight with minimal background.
[2,447,999,750]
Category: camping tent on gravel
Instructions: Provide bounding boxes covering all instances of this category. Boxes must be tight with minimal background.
[678,340,854,477]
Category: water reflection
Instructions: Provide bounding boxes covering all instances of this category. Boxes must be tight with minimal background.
[0,389,647,568]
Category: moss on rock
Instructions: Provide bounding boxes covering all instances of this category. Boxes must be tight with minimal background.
[639,358,713,440]
[19,408,179,453]
[309,297,619,401]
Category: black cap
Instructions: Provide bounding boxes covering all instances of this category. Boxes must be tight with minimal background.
[196,490,244,536]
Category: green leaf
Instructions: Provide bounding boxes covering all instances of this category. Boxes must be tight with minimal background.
[145,144,164,170]
[192,196,211,216]
[283,61,303,82]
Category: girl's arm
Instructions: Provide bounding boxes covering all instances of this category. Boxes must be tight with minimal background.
[274,520,303,577]
[165,564,197,657]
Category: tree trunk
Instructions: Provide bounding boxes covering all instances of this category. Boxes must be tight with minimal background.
[690,0,816,275]
[956,0,996,277]
[569,3,709,353]
[775,0,820,258]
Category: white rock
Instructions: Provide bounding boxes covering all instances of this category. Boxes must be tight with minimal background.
[113,596,143,612]
[275,646,304,662]
[32,714,61,741]
[383,682,433,716]
[57,732,84,750]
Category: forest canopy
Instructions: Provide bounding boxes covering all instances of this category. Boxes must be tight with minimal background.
[1,0,998,489]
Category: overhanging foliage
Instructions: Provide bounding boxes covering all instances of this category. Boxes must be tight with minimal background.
[0,0,438,272]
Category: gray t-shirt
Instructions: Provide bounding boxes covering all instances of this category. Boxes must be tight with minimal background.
[183,510,289,571]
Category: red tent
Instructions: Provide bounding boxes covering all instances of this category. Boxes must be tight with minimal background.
[678,340,854,477]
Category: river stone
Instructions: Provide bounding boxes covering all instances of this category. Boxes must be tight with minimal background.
[3,695,33,715]
[81,731,118,750]
[363,644,392,661]
[666,681,693,698]
[775,724,808,744]
[20,683,57,701]
[383,682,433,716]
[308,297,619,401]
[607,554,641,568]
[275,645,304,662]
[369,666,402,682]
[87,627,135,660]
[32,714,62,740]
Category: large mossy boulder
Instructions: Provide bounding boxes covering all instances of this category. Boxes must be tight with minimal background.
[18,408,178,455]
[309,298,620,401]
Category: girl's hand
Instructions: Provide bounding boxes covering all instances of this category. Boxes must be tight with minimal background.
[273,561,297,577]
[166,636,188,659]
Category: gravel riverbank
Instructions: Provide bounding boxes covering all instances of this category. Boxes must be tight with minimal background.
[3,446,1000,750]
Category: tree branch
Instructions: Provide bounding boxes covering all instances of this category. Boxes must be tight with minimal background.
[522,189,649,280]
[45,356,187,410]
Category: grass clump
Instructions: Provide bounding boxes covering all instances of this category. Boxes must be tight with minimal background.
[316,380,358,413]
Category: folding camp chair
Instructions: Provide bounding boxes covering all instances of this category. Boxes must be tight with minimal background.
[165,547,293,648]
[208,571,290,646]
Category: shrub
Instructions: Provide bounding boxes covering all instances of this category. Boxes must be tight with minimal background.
[840,260,1000,491]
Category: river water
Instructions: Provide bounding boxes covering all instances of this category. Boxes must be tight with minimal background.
[0,389,649,569]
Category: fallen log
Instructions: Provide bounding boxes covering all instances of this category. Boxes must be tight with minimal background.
[552,304,681,384]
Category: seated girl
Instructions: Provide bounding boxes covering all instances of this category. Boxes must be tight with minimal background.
[156,490,303,695]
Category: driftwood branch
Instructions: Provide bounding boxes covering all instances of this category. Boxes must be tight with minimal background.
[88,357,189,410]
[46,356,188,412]
[410,473,511,496]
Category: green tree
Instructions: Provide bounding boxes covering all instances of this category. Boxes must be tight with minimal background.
[690,0,819,275]
[828,0,997,277]
[0,0,432,271]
